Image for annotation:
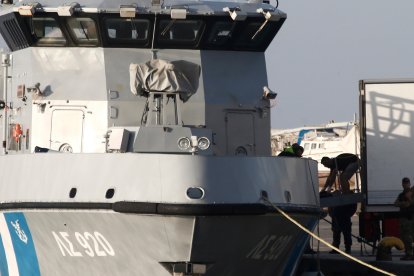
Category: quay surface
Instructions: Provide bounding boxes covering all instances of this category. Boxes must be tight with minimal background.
[297,213,414,276]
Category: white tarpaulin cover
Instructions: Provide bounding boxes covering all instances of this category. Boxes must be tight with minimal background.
[130,59,201,102]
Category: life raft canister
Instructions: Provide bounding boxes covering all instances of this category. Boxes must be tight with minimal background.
[13,123,23,142]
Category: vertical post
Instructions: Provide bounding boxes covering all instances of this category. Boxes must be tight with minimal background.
[155,94,161,125]
[354,117,361,192]
[175,94,182,125]
[1,53,10,155]
[146,93,153,126]
[162,94,167,125]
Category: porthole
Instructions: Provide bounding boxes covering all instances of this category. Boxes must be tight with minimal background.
[69,188,77,198]
[186,187,205,199]
[106,188,115,199]
[284,191,292,203]
[235,146,248,156]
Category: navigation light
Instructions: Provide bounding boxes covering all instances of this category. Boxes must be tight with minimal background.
[197,137,210,150]
[178,137,191,151]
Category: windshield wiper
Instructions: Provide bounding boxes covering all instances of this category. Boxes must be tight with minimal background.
[161,20,176,37]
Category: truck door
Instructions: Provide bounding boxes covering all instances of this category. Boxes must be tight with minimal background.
[225,112,255,155]
[50,109,84,152]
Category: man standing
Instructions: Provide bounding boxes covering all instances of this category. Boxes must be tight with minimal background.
[395,177,414,260]
[321,153,359,194]
[329,203,357,254]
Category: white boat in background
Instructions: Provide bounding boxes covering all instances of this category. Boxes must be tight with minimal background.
[300,121,360,173]
[300,122,360,190]
[271,121,360,189]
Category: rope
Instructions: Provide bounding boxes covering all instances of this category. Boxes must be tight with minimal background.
[262,197,396,276]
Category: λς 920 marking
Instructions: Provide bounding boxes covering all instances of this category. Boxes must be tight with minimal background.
[52,231,115,257]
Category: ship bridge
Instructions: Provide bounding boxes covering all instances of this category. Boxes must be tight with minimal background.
[0,0,286,52]
[0,0,286,156]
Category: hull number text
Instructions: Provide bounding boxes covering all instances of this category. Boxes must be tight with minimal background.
[52,231,115,257]
[246,235,292,261]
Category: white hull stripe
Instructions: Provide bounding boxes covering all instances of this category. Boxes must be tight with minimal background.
[0,214,19,276]
[0,213,40,276]
[0,234,9,275]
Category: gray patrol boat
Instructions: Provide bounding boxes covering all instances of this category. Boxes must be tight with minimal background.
[0,0,319,275]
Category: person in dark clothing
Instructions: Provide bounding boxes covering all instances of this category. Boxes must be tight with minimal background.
[395,177,414,260]
[278,143,315,253]
[321,153,360,194]
[329,203,357,254]
[278,143,304,157]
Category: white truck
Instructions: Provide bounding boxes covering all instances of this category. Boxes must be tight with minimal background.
[359,79,414,241]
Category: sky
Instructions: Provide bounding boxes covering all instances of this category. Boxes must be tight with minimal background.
[266,0,414,129]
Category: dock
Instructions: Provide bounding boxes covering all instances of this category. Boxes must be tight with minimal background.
[298,251,414,276]
[297,213,413,275]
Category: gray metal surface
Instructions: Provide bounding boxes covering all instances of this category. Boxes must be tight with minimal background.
[0,153,318,206]
[6,47,275,156]
[0,210,316,276]
[0,1,317,275]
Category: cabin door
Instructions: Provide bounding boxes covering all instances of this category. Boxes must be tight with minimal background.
[50,109,84,153]
[225,112,255,155]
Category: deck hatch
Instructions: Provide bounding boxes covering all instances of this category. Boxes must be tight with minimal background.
[50,109,84,153]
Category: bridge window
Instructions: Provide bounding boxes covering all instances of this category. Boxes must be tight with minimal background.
[32,17,66,46]
[207,22,235,46]
[105,18,149,41]
[67,18,99,45]
[158,20,203,45]
[11,13,283,51]
[234,21,274,49]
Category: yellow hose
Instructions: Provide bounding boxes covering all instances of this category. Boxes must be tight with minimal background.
[378,237,404,251]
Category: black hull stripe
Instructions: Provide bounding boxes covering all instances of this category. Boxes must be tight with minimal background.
[0,202,321,216]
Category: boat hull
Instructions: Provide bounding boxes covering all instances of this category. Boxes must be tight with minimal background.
[0,210,318,276]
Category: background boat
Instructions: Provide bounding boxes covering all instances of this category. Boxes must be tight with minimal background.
[271,120,360,190]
